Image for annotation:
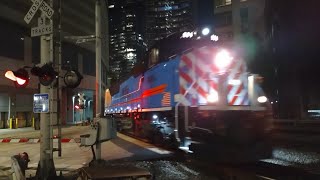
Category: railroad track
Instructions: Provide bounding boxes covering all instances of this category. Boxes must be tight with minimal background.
[185,158,320,180]
[121,131,320,179]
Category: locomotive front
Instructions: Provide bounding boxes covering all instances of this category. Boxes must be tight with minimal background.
[176,45,273,162]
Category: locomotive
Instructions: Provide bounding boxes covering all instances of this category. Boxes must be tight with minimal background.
[105,30,273,162]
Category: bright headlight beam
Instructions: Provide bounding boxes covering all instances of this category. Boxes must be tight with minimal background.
[153,114,158,119]
[207,91,219,103]
[214,50,233,70]
[257,96,267,103]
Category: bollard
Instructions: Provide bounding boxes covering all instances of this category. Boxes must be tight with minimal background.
[10,118,12,129]
[32,117,35,128]
[15,118,18,129]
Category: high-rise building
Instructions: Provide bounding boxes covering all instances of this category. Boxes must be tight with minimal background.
[145,0,195,48]
[213,0,266,42]
[108,0,147,83]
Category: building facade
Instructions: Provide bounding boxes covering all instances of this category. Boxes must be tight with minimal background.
[145,0,195,48]
[213,0,266,42]
[0,0,109,127]
[108,0,147,83]
[212,0,320,120]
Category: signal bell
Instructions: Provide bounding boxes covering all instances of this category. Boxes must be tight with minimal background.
[64,70,83,89]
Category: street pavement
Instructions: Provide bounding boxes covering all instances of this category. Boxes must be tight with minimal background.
[0,126,172,179]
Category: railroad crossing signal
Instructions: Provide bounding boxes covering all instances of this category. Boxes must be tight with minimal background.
[24,0,54,37]
[31,22,53,37]
[24,0,54,24]
[5,68,30,88]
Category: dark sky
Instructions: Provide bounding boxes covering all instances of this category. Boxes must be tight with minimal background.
[272,0,319,58]
[196,0,214,27]
[261,0,320,108]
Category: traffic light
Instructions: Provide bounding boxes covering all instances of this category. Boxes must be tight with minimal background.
[31,62,58,86]
[5,68,30,88]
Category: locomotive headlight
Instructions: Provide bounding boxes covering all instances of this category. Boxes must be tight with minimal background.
[214,50,233,70]
[207,91,219,103]
[257,96,267,103]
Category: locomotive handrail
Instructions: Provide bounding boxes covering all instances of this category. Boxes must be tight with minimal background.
[174,80,197,143]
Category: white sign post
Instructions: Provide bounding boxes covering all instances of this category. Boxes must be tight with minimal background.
[24,0,56,179]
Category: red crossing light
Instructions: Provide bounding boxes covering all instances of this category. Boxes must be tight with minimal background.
[5,68,30,88]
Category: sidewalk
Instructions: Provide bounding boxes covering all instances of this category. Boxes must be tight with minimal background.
[0,125,91,139]
[0,133,172,179]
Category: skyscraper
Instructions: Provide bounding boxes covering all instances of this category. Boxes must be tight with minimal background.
[213,0,266,42]
[109,0,147,83]
[145,0,195,48]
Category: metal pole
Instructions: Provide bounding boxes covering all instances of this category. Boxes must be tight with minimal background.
[37,1,56,178]
[95,0,102,160]
[39,34,56,179]
[56,0,62,157]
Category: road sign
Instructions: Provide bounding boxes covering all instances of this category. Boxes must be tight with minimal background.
[33,93,49,113]
[31,0,54,19]
[31,23,53,37]
[38,17,45,26]
[24,0,43,24]
[39,1,54,19]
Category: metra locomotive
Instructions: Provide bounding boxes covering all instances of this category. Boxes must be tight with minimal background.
[105,32,272,162]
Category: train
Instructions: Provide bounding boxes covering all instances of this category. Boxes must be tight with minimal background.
[105,31,273,162]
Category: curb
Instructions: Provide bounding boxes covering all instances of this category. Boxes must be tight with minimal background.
[0,138,77,143]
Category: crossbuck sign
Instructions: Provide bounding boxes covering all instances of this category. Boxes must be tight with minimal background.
[24,0,54,24]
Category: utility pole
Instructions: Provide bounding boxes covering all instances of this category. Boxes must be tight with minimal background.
[95,0,102,160]
[37,0,56,179]
[37,21,56,180]
[53,0,63,157]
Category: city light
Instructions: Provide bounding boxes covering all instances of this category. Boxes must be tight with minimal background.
[211,34,219,41]
[201,27,210,36]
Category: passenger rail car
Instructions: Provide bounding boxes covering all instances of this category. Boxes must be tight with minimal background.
[105,45,272,162]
